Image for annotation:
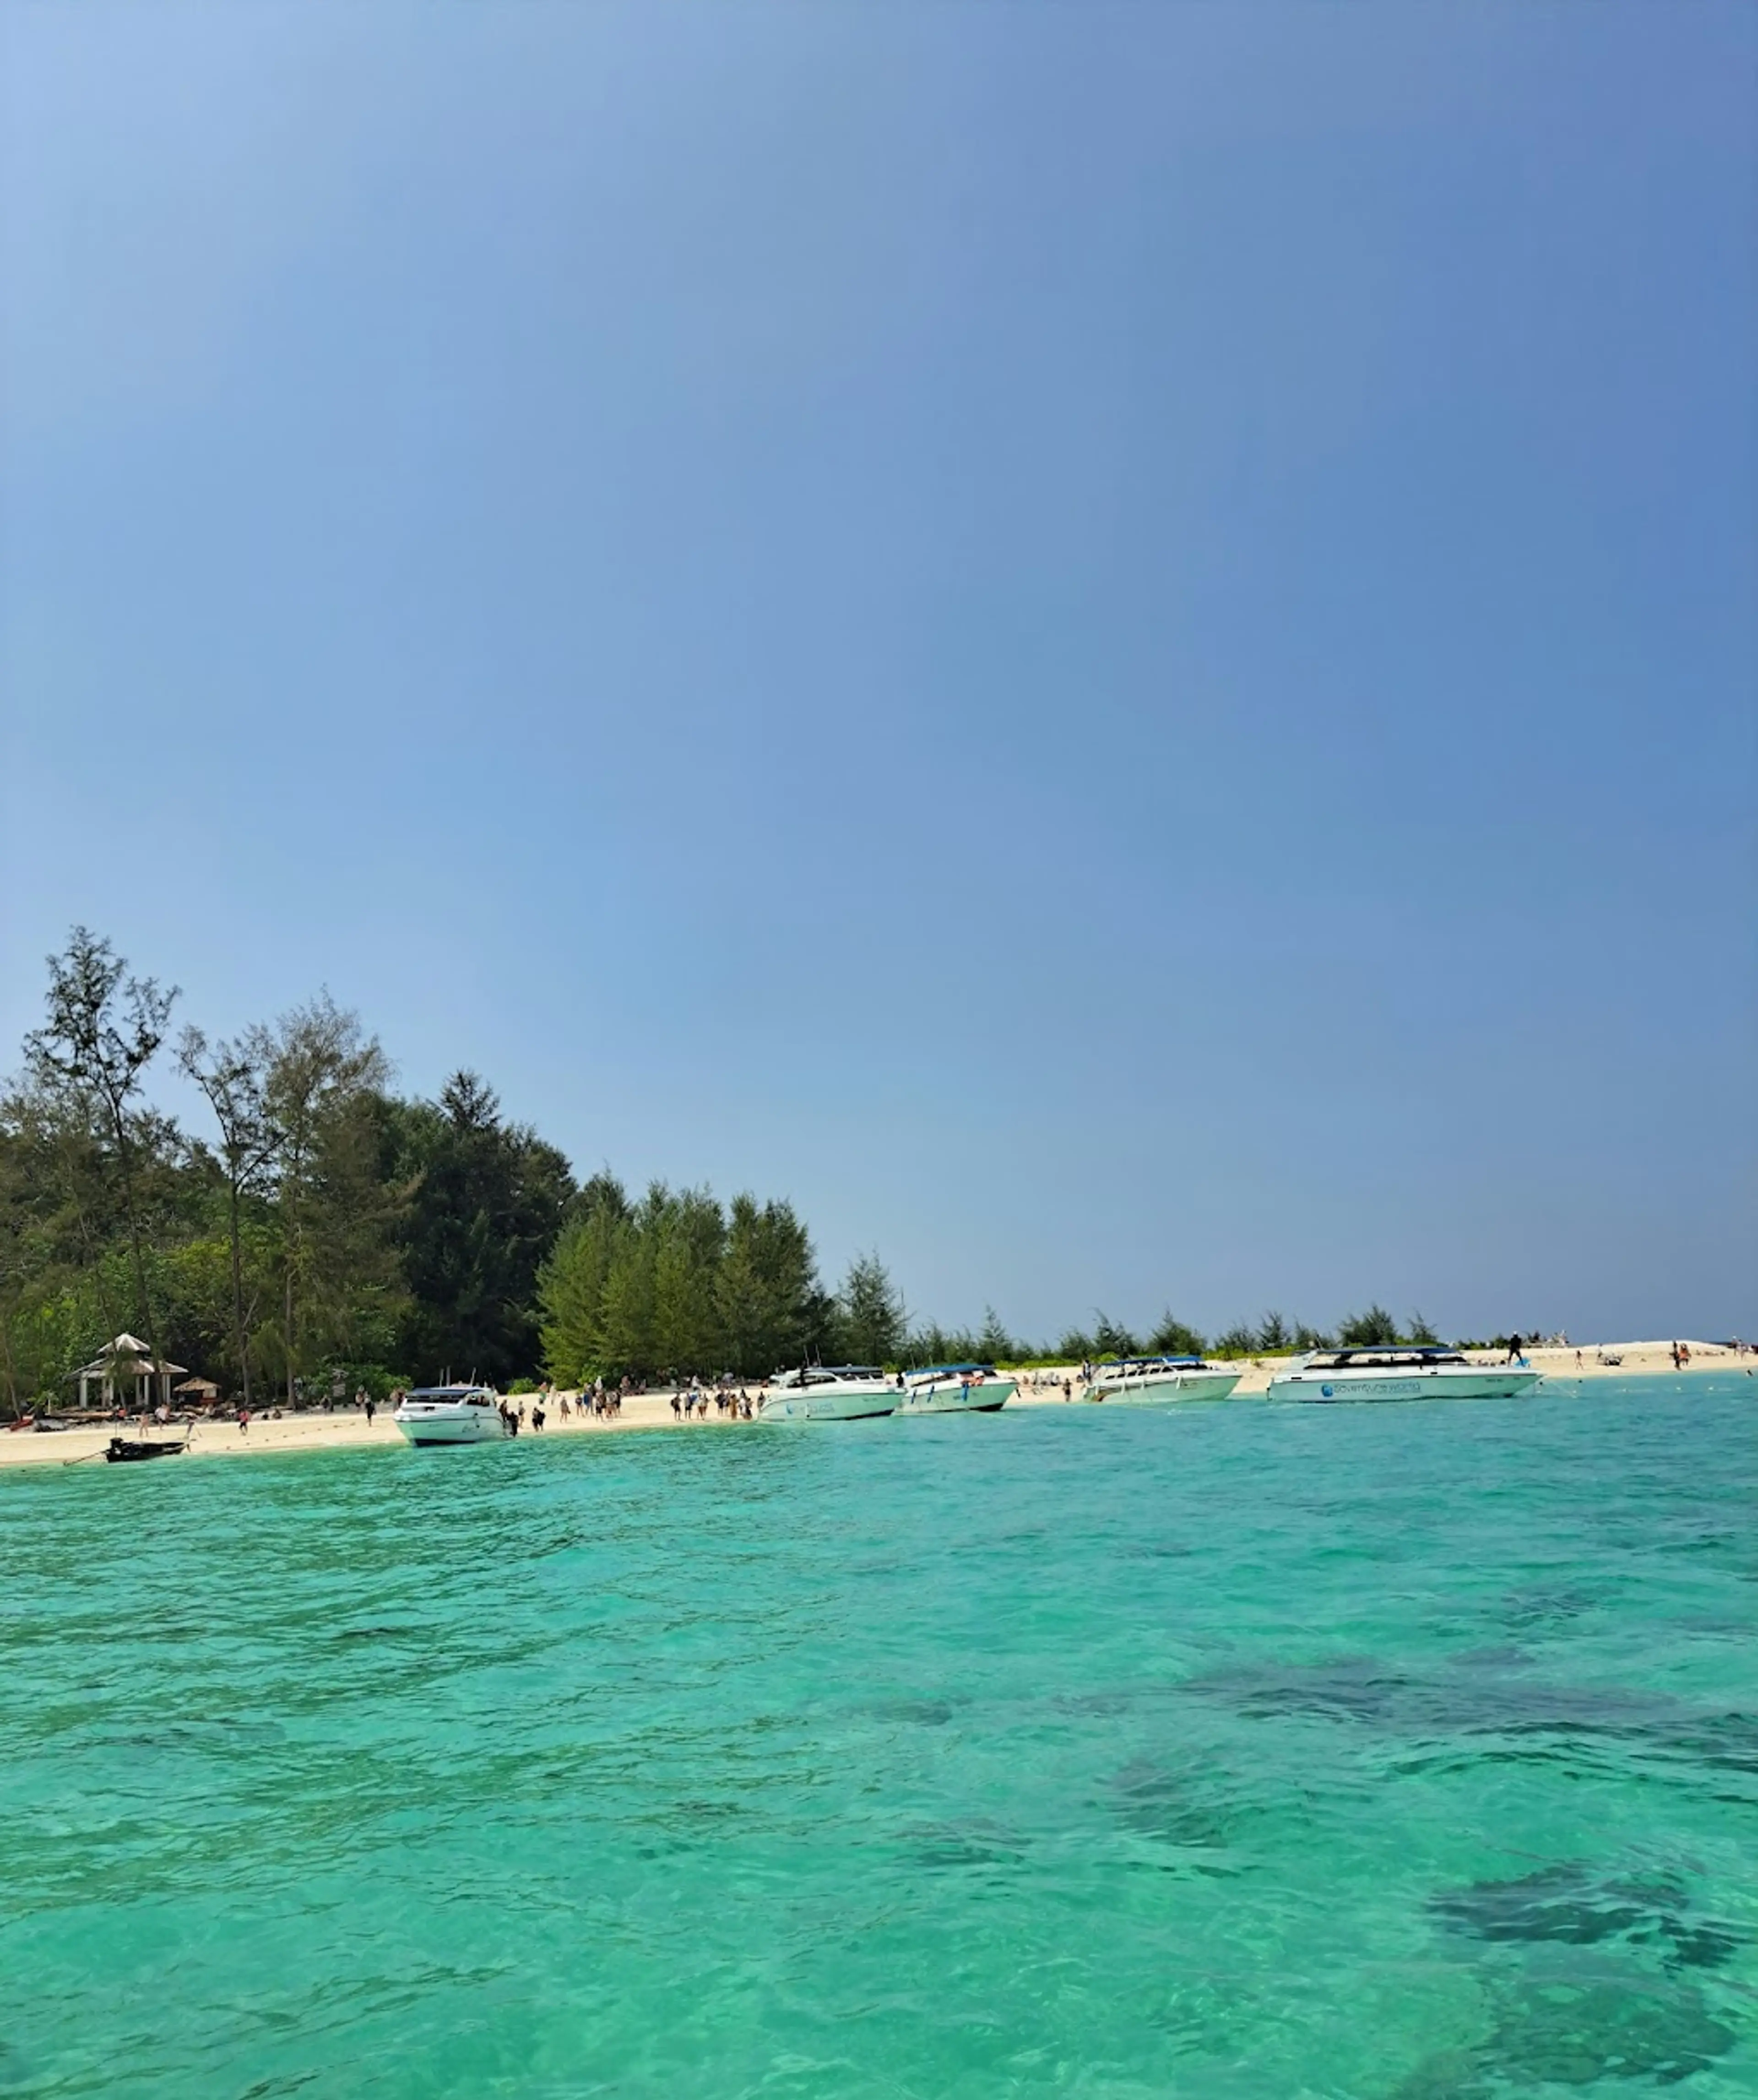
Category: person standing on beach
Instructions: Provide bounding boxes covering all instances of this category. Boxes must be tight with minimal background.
[238,1406,250,1436]
[364,1394,376,1425]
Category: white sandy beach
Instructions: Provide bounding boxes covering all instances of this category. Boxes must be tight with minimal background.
[1,1340,1747,1476]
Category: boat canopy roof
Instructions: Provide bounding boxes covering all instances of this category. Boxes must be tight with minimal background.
[1100,1355,1208,1369]
[911,1362,995,1378]
[771,1365,885,1387]
[405,1384,495,1400]
[1301,1347,1466,1367]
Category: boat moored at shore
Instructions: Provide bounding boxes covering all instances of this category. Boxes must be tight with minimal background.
[1083,1356,1244,1404]
[392,1386,509,1445]
[103,1435,186,1462]
[899,1364,1015,1414]
[759,1367,899,1422]
[1265,1347,1541,1404]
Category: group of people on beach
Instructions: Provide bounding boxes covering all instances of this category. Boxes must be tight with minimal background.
[557,1381,626,1422]
[669,1383,757,1421]
[459,1380,633,1437]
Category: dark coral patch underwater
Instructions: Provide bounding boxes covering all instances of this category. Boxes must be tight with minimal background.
[1392,1970,1738,2095]
[1430,1862,1740,1973]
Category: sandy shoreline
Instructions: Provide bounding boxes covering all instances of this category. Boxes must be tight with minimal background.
[2,1340,1746,1477]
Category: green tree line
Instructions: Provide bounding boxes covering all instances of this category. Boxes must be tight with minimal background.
[0,930,918,1408]
[0,930,586,1409]
[0,929,1460,1413]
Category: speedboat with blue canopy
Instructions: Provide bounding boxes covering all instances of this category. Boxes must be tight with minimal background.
[899,1363,1015,1415]
[1084,1356,1243,1404]
[1265,1346,1540,1404]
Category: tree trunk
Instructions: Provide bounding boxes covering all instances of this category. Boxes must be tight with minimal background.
[0,1313,18,1419]
[228,1175,251,1408]
[108,1101,159,1367]
[67,1180,119,1342]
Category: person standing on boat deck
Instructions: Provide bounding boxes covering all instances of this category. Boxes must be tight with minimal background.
[1505,1333,1522,1365]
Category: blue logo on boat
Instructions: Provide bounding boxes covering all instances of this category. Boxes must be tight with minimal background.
[1321,1383,1335,1398]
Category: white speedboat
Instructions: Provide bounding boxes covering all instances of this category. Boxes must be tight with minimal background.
[1084,1355,1243,1404]
[1265,1346,1541,1404]
[758,1367,899,1422]
[392,1385,509,1445]
[899,1363,1015,1414]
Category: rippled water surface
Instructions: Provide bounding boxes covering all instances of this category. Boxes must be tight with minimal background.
[4,1376,1755,2096]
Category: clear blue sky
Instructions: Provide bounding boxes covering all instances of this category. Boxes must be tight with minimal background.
[3,3,1753,1344]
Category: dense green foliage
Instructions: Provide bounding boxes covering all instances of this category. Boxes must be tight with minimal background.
[537,1184,837,1382]
[0,930,881,1406]
[392,1073,574,1387]
[0,929,1470,1410]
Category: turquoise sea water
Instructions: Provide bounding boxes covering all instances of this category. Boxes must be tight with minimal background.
[3,1376,1754,2098]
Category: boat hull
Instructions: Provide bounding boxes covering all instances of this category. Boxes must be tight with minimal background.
[1086,1371,1243,1404]
[1266,1369,1542,1404]
[900,1378,1015,1415]
[759,1390,897,1422]
[392,1409,509,1446]
[104,1439,186,1462]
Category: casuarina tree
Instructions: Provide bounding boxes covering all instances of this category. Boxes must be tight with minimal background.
[178,1024,278,1405]
[26,928,178,1365]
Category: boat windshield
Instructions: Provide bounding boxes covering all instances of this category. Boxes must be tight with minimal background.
[1302,1349,1466,1370]
[773,1366,884,1387]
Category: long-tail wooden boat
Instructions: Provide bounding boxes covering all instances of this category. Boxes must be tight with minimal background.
[103,1437,187,1463]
